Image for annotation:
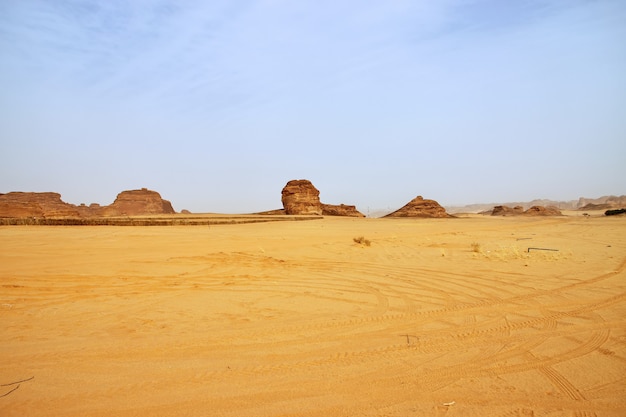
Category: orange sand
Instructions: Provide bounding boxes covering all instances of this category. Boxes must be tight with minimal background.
[1,215,625,416]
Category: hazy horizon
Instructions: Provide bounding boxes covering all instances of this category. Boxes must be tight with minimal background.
[1,1,625,213]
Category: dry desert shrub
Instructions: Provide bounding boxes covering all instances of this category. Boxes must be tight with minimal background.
[470,242,482,253]
[353,236,371,246]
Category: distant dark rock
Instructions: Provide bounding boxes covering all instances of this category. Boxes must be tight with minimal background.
[605,208,626,216]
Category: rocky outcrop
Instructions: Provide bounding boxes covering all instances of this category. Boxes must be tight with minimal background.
[491,205,562,216]
[384,196,451,218]
[100,188,175,216]
[0,192,80,217]
[491,205,524,216]
[524,205,562,216]
[321,203,365,217]
[281,180,323,215]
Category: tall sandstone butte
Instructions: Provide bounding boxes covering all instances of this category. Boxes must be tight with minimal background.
[281,180,323,215]
[280,179,365,216]
[384,196,450,218]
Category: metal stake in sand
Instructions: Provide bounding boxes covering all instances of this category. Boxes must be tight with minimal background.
[527,247,559,253]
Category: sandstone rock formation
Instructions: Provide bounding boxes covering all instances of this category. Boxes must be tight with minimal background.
[321,203,365,217]
[280,180,365,216]
[100,188,175,216]
[384,196,450,218]
[490,205,562,216]
[0,192,80,217]
[281,180,323,215]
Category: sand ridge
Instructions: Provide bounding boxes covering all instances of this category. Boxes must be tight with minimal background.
[1,215,625,416]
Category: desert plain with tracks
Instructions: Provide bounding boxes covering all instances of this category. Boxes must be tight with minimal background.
[1,212,625,416]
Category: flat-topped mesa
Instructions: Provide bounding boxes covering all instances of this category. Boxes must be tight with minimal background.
[0,192,80,217]
[281,180,323,215]
[100,188,175,216]
[384,196,451,218]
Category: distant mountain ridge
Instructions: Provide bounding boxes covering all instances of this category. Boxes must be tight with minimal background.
[445,195,626,213]
[445,195,626,214]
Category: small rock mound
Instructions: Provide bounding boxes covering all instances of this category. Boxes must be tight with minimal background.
[384,196,450,218]
[101,188,175,216]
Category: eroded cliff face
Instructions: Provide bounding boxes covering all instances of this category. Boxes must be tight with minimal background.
[281,180,323,215]
[384,196,450,218]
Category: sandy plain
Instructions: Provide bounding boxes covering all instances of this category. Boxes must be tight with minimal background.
[1,213,625,416]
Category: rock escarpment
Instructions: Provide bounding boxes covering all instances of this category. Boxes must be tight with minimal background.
[280,179,365,217]
[384,196,450,218]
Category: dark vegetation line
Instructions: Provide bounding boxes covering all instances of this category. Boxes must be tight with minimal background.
[0,216,323,226]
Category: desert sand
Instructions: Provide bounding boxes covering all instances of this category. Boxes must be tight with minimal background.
[1,214,625,416]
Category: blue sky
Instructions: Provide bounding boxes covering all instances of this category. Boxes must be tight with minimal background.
[1,0,625,213]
